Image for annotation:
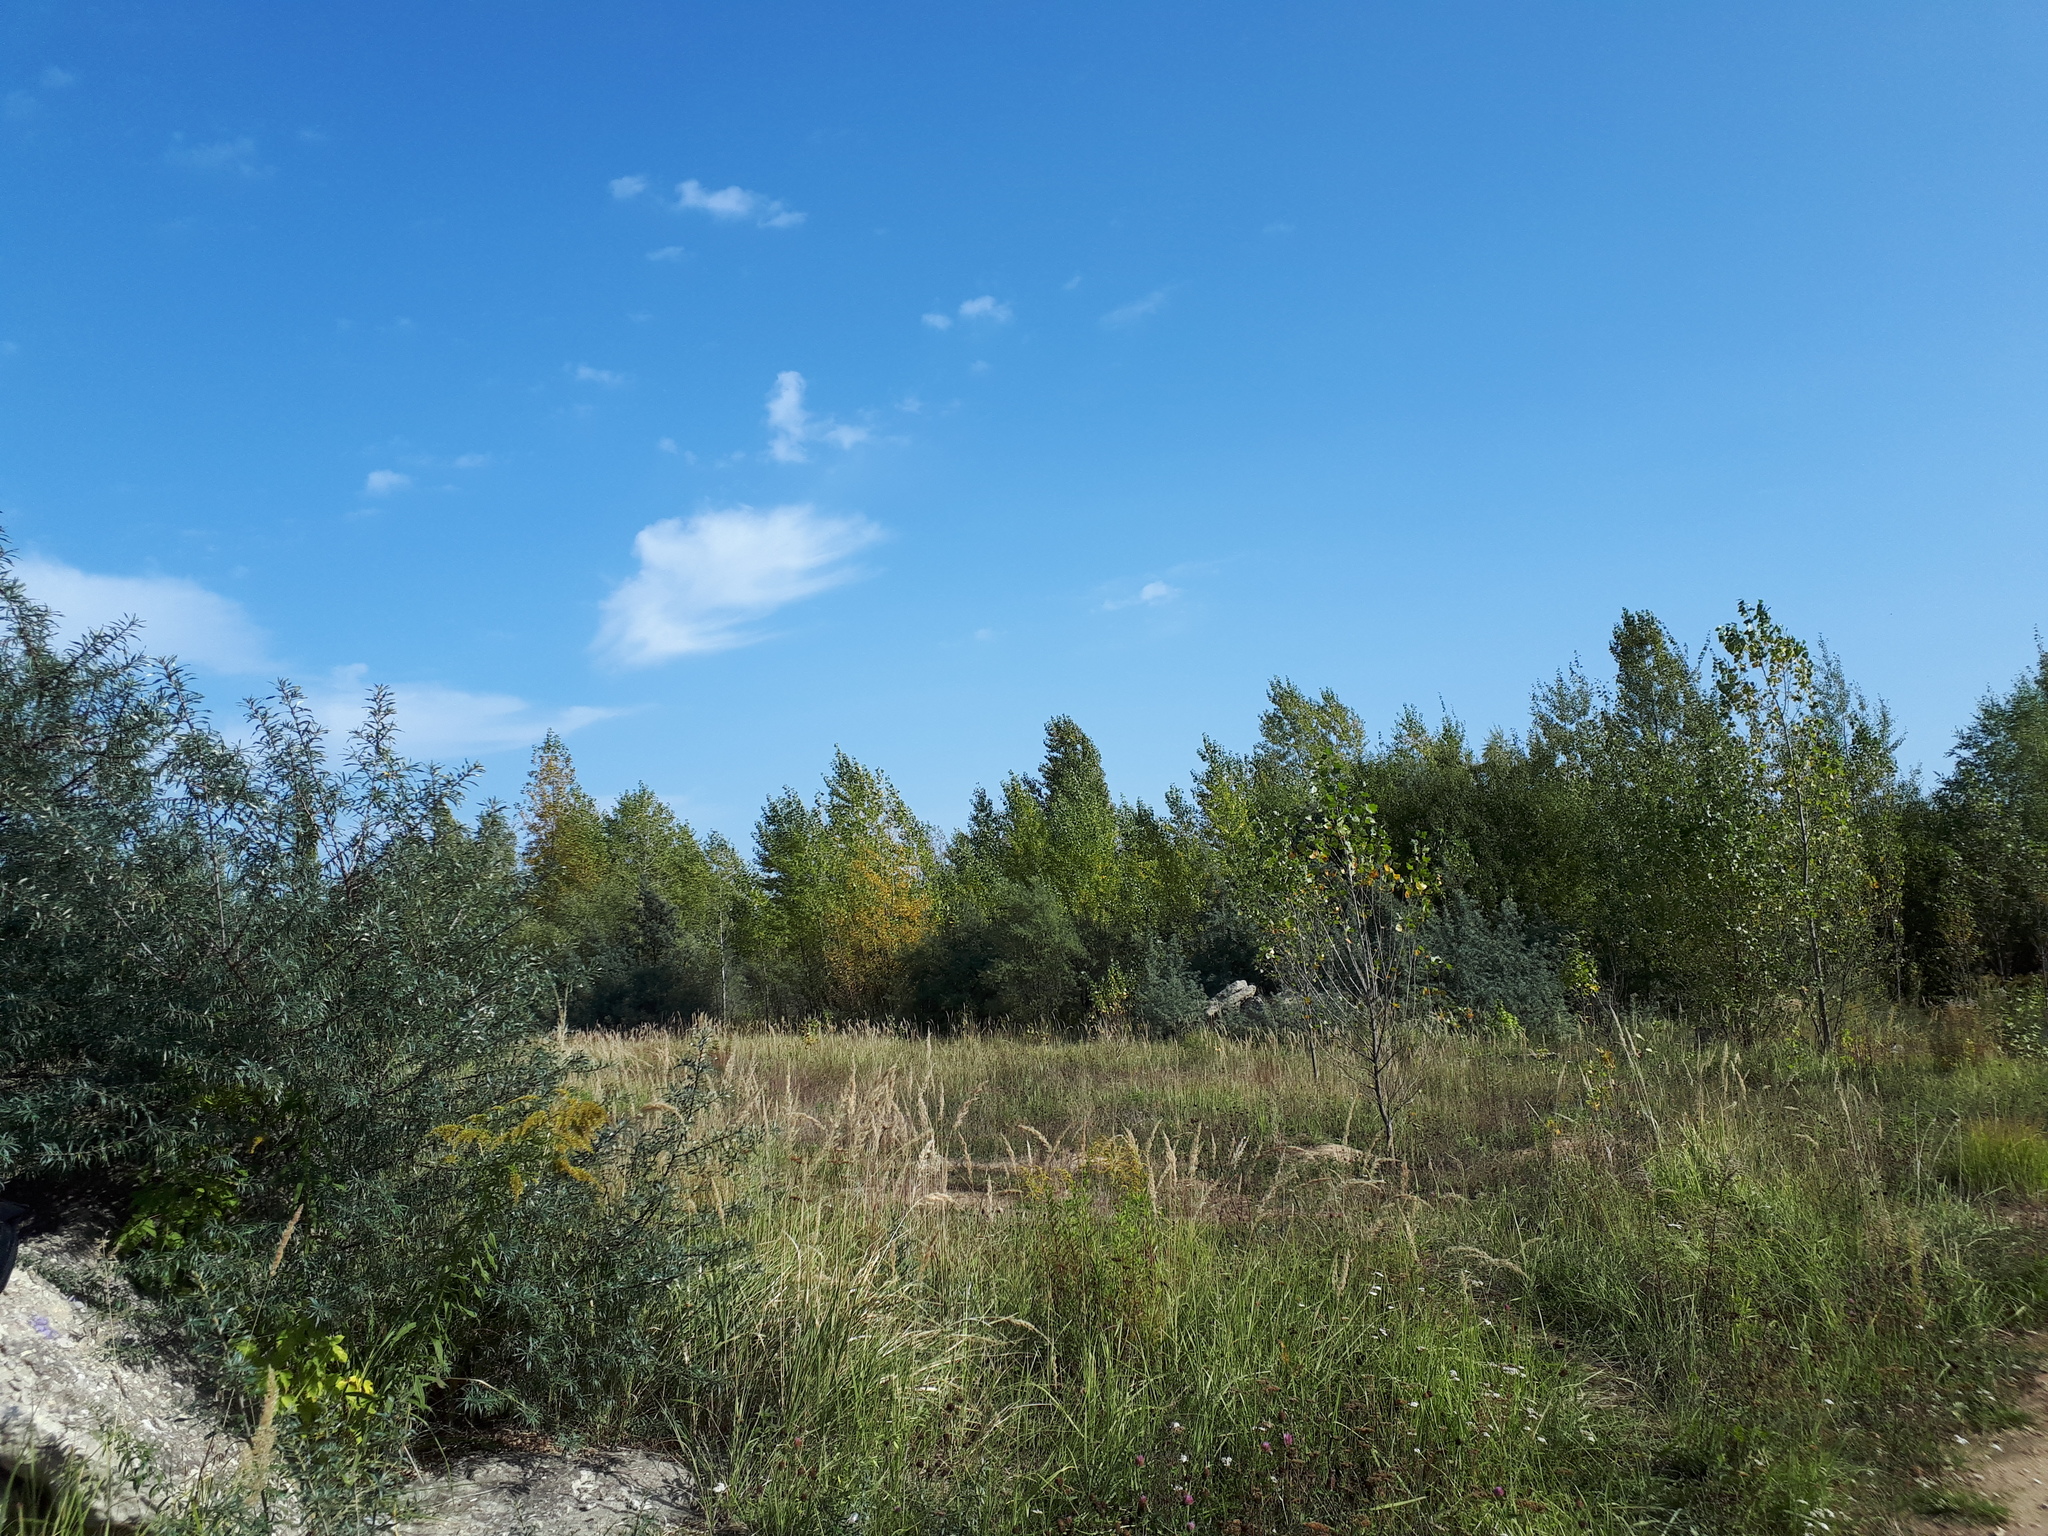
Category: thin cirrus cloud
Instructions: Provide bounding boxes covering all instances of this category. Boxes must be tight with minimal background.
[15,554,274,673]
[164,134,269,178]
[570,363,628,386]
[1101,290,1169,328]
[364,469,412,495]
[922,295,1013,330]
[765,371,869,463]
[16,554,610,756]
[308,666,619,758]
[594,505,883,666]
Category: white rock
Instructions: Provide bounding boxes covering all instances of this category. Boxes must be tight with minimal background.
[399,1450,698,1536]
[1205,980,1258,1019]
[0,1239,241,1530]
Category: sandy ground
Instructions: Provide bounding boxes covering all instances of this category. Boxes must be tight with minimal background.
[1940,1352,2048,1536]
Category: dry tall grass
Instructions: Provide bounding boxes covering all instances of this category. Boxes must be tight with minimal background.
[568,1014,2048,1535]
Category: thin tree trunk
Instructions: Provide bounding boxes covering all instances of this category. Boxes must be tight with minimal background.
[1794,790,1832,1052]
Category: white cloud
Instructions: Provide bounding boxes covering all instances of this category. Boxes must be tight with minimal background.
[1102,579,1181,612]
[165,135,268,177]
[594,505,882,665]
[571,363,628,386]
[926,296,1013,329]
[658,436,679,454]
[15,555,273,673]
[675,178,804,228]
[1101,290,1169,328]
[765,371,869,462]
[451,452,491,469]
[609,174,649,199]
[364,469,412,495]
[14,555,612,757]
[40,66,76,89]
[646,245,687,262]
[310,665,619,757]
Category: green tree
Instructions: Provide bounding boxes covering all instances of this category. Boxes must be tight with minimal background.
[1714,602,1898,1049]
[518,738,753,1026]
[933,717,1217,1027]
[1934,647,2048,979]
[757,750,936,1017]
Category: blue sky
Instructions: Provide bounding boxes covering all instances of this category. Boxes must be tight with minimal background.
[5,2,2047,837]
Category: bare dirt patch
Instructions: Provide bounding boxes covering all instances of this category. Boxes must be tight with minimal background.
[1922,1346,2048,1535]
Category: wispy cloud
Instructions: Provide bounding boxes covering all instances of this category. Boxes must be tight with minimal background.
[924,295,1013,330]
[14,553,611,757]
[675,178,804,228]
[1101,289,1169,328]
[310,665,618,757]
[609,173,649,199]
[364,469,412,495]
[5,65,77,121]
[165,134,269,178]
[765,371,869,462]
[16,555,273,673]
[594,505,882,665]
[571,363,628,386]
[1103,579,1180,612]
[646,245,687,262]
[451,453,491,470]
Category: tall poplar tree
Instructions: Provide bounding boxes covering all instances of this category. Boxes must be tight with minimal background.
[1714,603,1898,1049]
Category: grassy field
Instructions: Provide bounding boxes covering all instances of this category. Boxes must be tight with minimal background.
[571,1011,2048,1536]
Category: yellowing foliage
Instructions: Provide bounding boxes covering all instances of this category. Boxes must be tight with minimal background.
[434,1089,610,1197]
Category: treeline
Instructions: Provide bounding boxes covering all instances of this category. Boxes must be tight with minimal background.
[529,602,2048,1041]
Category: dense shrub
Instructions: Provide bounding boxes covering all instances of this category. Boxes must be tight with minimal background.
[1430,893,1572,1032]
[0,555,750,1463]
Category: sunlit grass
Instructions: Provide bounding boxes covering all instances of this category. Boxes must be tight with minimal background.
[566,1016,2048,1534]
[1950,1118,2048,1198]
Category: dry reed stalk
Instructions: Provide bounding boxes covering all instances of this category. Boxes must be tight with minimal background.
[267,1204,303,1278]
[239,1366,281,1495]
